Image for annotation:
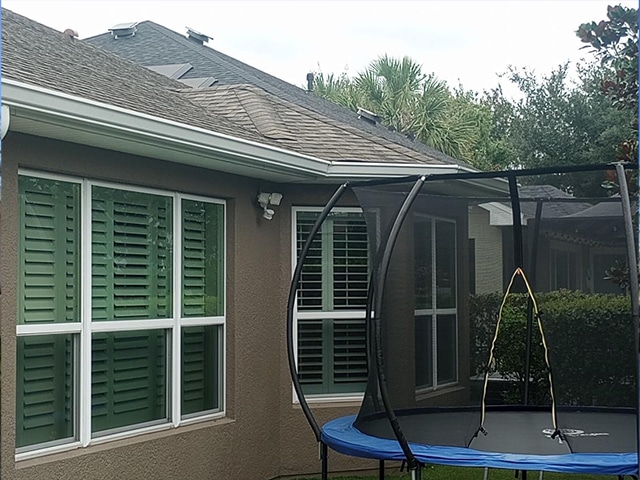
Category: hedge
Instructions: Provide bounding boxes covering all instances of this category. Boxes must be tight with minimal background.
[470,290,635,406]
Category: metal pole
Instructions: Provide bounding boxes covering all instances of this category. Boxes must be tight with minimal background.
[373,176,427,471]
[286,182,350,441]
[524,200,543,405]
[320,442,328,480]
[614,163,640,479]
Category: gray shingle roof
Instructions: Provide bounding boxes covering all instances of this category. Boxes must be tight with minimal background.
[85,21,469,167]
[181,84,452,164]
[1,8,268,144]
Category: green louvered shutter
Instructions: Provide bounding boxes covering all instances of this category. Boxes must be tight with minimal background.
[181,200,224,317]
[91,187,172,321]
[91,330,167,433]
[90,187,172,433]
[296,212,368,394]
[181,200,224,416]
[17,177,79,448]
[19,176,80,325]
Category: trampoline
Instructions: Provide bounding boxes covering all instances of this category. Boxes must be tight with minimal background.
[287,163,639,479]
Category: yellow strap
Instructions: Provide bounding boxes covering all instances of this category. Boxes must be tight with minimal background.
[479,267,559,435]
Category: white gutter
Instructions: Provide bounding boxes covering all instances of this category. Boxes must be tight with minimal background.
[2,78,332,178]
[1,78,506,190]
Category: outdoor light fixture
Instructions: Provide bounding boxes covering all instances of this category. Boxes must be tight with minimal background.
[257,192,283,220]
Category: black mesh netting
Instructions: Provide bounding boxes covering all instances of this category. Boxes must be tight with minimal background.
[350,169,638,455]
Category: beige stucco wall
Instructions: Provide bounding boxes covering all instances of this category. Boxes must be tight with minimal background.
[468,206,503,294]
[1,133,382,480]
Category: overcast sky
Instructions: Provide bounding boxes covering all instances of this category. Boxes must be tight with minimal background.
[3,1,634,96]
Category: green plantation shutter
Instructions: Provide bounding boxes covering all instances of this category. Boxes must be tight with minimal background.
[182,200,224,317]
[16,335,75,448]
[91,187,172,321]
[332,217,369,309]
[297,318,324,387]
[332,318,367,385]
[296,213,323,310]
[17,176,79,449]
[181,326,221,416]
[19,176,80,324]
[296,211,368,394]
[90,188,171,433]
[91,330,167,433]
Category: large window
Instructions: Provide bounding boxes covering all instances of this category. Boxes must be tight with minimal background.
[16,172,225,456]
[293,209,369,397]
[414,216,458,390]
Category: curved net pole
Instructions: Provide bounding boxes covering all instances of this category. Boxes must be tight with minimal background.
[286,182,350,442]
[372,176,427,472]
[614,163,640,476]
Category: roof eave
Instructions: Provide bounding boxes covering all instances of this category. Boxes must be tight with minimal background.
[1,79,506,191]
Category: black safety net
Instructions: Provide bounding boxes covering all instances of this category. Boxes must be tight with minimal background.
[351,167,638,456]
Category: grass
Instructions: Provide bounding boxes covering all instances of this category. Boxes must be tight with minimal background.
[293,464,615,479]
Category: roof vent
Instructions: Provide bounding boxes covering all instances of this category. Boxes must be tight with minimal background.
[186,27,212,45]
[109,22,138,39]
[357,107,380,125]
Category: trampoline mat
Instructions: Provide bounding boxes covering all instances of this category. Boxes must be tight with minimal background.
[323,409,638,475]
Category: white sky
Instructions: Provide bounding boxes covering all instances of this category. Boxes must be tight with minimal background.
[2,0,634,97]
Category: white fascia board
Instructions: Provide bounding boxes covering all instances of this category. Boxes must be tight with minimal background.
[1,79,331,179]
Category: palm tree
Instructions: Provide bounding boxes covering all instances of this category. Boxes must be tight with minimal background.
[312,55,480,161]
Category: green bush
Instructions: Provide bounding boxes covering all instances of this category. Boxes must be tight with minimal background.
[470,291,635,406]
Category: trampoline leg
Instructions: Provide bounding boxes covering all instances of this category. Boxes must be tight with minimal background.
[378,459,385,480]
[410,463,422,480]
[320,442,328,480]
[483,467,489,480]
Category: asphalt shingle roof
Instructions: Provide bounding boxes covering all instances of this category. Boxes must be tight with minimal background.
[181,84,452,164]
[1,8,268,145]
[86,21,470,167]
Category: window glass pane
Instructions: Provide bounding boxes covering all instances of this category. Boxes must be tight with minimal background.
[436,220,456,308]
[182,200,224,317]
[437,314,457,385]
[19,176,79,324]
[91,330,168,433]
[296,211,368,311]
[414,315,433,388]
[181,325,222,416]
[16,334,75,448]
[414,218,433,309]
[92,187,173,321]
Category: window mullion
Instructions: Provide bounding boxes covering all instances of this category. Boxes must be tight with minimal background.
[80,179,92,446]
[431,219,438,390]
[172,194,181,427]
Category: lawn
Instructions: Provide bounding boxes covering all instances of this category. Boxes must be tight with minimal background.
[293,464,614,479]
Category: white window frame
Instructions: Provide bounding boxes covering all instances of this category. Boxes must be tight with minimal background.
[16,170,226,460]
[414,214,459,394]
[291,206,368,403]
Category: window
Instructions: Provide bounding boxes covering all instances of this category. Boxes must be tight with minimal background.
[414,216,458,390]
[550,246,579,291]
[16,172,225,455]
[293,209,369,397]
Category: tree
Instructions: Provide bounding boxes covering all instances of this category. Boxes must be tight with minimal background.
[577,4,638,193]
[484,61,635,196]
[311,55,494,165]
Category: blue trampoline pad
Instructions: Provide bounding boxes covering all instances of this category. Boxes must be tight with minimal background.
[321,415,638,476]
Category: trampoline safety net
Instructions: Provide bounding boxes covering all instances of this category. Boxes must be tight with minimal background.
[350,167,639,457]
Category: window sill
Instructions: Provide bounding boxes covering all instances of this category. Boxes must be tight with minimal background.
[15,416,234,468]
[294,393,364,408]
